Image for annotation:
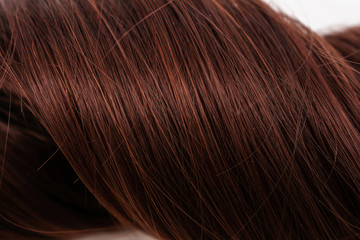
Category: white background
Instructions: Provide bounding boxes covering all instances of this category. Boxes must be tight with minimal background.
[264,0,360,33]
[78,0,360,239]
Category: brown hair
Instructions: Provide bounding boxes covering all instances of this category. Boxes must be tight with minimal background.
[1,0,360,239]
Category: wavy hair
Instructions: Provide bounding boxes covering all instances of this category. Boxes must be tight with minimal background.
[1,0,360,239]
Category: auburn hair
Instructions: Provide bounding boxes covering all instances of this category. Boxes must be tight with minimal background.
[0,0,360,239]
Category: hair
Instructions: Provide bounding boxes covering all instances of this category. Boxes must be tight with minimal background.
[0,0,360,239]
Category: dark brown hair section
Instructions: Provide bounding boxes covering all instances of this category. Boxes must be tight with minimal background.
[1,0,360,239]
[326,27,360,74]
[0,92,117,239]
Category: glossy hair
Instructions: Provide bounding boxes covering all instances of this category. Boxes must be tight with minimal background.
[1,0,360,239]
